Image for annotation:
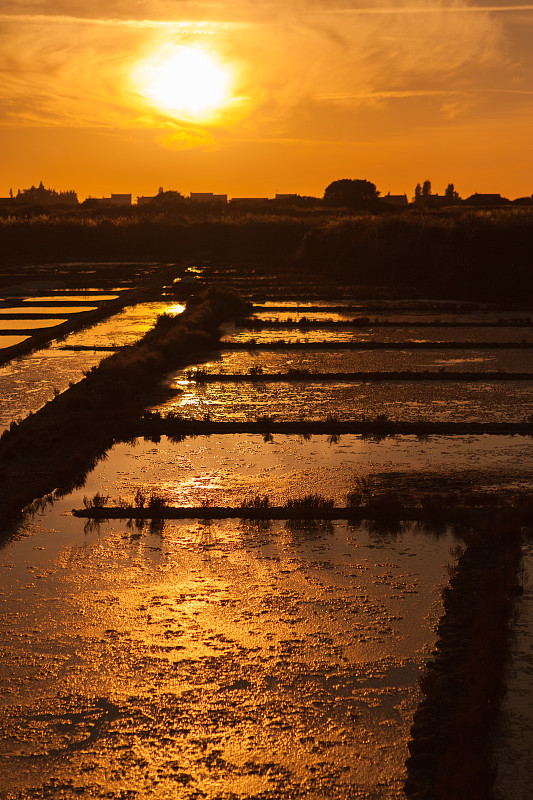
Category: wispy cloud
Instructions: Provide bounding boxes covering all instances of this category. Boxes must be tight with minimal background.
[0,0,527,143]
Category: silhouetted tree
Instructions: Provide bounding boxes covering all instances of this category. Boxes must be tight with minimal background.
[323,179,379,208]
[422,180,432,198]
[414,183,422,204]
[445,183,459,202]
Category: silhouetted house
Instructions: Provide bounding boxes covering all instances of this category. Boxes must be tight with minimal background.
[275,193,298,201]
[190,192,227,204]
[464,193,509,206]
[381,193,408,207]
[137,195,157,205]
[108,193,132,206]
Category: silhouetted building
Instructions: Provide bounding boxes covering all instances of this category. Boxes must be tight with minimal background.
[137,195,157,205]
[190,192,227,204]
[108,193,132,206]
[464,193,509,206]
[381,193,408,207]
[89,193,132,207]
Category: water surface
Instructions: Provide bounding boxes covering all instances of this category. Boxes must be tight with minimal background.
[73,435,533,507]
[180,348,533,374]
[0,495,455,799]
[151,380,533,424]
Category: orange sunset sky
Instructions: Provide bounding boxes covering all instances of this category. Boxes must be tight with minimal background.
[2,1,533,201]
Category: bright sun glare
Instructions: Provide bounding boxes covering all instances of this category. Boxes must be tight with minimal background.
[134,46,231,119]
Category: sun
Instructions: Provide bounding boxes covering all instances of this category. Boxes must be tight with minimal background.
[133,46,232,120]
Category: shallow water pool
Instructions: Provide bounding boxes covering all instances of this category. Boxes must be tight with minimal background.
[0,492,456,798]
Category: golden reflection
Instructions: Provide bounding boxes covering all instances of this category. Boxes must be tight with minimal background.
[132,46,233,121]
[164,303,186,315]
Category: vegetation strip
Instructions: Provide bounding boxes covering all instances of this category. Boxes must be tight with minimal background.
[0,285,251,532]
[70,504,509,522]
[186,370,533,383]
[223,341,533,350]
[135,416,533,437]
[405,513,525,799]
[74,491,533,525]
[73,505,456,521]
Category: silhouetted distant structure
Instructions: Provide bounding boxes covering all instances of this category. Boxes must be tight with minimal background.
[190,192,228,204]
[381,193,408,207]
[14,181,78,207]
[464,193,510,207]
[413,180,460,208]
[84,193,132,207]
[137,189,185,207]
[107,193,132,206]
